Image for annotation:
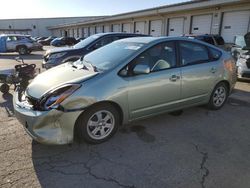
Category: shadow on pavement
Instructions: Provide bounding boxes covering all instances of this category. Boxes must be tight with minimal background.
[0,92,14,117]
[0,53,43,60]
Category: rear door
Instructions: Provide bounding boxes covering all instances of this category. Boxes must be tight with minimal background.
[178,41,221,105]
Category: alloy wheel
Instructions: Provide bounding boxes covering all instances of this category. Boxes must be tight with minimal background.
[86,110,115,140]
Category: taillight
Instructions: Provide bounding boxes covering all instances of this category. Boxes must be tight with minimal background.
[223,58,236,73]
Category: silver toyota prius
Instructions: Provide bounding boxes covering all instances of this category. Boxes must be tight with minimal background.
[14,37,237,145]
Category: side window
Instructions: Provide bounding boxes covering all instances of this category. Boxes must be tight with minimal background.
[91,37,113,50]
[209,48,221,60]
[179,41,209,66]
[203,36,214,45]
[214,36,225,45]
[6,37,11,42]
[131,42,176,74]
[6,36,17,42]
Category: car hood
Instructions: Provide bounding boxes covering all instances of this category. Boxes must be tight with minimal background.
[26,63,98,99]
[45,46,76,55]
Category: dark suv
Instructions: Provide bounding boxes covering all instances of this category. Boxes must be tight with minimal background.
[43,32,147,69]
[50,37,77,47]
[184,34,232,51]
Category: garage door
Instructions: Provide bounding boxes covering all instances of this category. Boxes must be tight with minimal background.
[83,27,89,37]
[104,25,110,33]
[89,27,95,35]
[150,20,162,37]
[69,29,74,37]
[112,24,120,32]
[122,23,131,33]
[135,21,146,34]
[168,17,184,36]
[191,14,212,34]
[74,28,78,38]
[221,10,250,43]
[78,28,82,37]
[96,26,103,33]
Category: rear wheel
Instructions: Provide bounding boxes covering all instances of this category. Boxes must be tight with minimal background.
[75,104,120,144]
[0,84,10,94]
[207,82,228,110]
[17,46,28,55]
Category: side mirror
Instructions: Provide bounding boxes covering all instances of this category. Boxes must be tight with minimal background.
[133,64,150,75]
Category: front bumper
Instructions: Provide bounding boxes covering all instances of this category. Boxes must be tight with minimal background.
[237,58,250,79]
[13,92,82,145]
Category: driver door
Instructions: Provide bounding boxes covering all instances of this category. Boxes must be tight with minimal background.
[126,41,181,120]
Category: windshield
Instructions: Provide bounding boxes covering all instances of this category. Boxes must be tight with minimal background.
[235,35,246,48]
[73,41,144,71]
[74,35,101,49]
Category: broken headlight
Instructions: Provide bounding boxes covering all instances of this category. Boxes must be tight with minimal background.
[39,84,81,111]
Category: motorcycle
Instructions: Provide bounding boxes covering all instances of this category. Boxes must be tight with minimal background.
[0,57,39,94]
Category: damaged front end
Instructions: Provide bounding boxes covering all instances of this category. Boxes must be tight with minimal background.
[13,84,86,145]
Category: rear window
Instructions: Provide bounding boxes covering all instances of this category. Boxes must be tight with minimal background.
[179,41,210,66]
[195,36,214,45]
[214,36,225,45]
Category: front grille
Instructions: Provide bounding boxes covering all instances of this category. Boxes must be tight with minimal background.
[246,59,250,69]
[26,95,39,107]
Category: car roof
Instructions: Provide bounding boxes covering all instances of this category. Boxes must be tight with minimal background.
[183,34,221,37]
[118,36,198,44]
[0,34,30,37]
[92,32,148,37]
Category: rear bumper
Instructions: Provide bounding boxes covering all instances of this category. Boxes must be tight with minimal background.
[13,91,82,145]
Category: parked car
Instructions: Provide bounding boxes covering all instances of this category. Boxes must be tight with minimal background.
[50,37,77,47]
[38,36,57,46]
[43,32,148,69]
[35,37,47,41]
[14,37,236,145]
[76,37,85,43]
[184,34,232,51]
[232,32,250,79]
[0,34,43,55]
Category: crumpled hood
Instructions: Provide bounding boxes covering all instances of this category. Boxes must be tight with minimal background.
[26,63,98,99]
[45,46,76,55]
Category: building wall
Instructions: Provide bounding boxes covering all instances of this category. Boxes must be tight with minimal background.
[0,17,99,37]
[49,1,250,43]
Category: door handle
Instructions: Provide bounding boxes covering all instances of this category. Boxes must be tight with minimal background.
[210,67,217,73]
[169,75,180,82]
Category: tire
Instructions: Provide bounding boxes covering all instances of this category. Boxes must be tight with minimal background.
[0,84,10,94]
[207,82,228,110]
[75,104,120,144]
[17,46,28,55]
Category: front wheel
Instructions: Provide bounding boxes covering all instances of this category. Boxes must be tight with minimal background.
[207,82,228,110]
[17,46,28,55]
[75,104,120,144]
[0,84,10,94]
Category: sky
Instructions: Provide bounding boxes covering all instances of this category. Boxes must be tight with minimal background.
[0,0,190,19]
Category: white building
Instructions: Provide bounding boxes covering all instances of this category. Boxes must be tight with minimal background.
[0,16,103,37]
[48,0,250,43]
